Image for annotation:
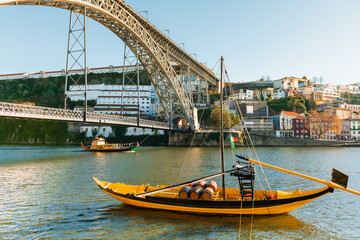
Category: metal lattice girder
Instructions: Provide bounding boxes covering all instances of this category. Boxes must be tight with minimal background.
[0,102,171,130]
[196,79,210,105]
[64,10,88,110]
[0,0,196,129]
[119,3,219,86]
[121,44,140,117]
[178,66,193,103]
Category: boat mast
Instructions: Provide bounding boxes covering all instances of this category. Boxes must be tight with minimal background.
[220,56,226,200]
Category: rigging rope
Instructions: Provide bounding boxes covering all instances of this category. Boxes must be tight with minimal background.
[221,63,245,240]
[175,101,208,184]
[223,62,277,240]
[223,65,273,196]
[222,62,250,239]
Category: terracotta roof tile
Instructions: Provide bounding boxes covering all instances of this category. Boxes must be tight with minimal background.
[281,111,300,116]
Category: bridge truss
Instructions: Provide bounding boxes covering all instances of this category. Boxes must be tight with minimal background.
[0,0,219,130]
[0,102,171,130]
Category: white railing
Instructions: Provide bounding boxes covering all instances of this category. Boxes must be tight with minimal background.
[0,102,170,130]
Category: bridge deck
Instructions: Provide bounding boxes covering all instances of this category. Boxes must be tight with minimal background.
[0,102,177,131]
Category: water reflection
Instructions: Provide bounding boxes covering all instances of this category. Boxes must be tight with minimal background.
[0,145,358,239]
[99,204,331,239]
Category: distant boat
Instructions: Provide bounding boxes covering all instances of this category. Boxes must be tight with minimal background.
[82,137,139,152]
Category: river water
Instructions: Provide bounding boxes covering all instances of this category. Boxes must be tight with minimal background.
[0,145,359,239]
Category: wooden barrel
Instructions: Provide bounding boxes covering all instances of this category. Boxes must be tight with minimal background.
[178,186,192,199]
[190,186,203,200]
[202,187,215,200]
[193,180,207,189]
[207,181,218,191]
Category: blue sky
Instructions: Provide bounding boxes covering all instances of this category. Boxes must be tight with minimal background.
[1,0,360,84]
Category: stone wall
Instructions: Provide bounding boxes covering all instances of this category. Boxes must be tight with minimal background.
[168,131,355,147]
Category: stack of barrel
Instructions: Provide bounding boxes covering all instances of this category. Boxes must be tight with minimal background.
[178,181,217,200]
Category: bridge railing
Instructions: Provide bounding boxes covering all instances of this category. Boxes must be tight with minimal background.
[0,102,170,130]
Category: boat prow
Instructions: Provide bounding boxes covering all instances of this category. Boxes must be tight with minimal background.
[92,177,333,215]
[81,142,90,151]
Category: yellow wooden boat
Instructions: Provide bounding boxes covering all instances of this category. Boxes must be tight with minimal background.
[82,137,139,152]
[93,178,332,215]
[93,154,359,215]
[93,57,359,215]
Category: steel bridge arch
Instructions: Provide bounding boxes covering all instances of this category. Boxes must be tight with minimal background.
[0,0,199,129]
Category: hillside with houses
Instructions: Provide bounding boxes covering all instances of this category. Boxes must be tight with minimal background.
[1,67,360,145]
[224,76,360,142]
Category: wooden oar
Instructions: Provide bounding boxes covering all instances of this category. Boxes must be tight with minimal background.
[237,155,360,196]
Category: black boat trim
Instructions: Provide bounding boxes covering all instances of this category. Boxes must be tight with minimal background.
[100,185,333,209]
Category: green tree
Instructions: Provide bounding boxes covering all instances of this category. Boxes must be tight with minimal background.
[210,94,220,104]
[342,93,360,104]
[267,96,307,114]
[112,126,127,138]
[209,105,240,129]
[91,127,99,137]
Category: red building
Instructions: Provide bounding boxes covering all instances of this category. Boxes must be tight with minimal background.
[292,116,310,138]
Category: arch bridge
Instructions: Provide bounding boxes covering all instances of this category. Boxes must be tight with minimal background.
[0,0,220,131]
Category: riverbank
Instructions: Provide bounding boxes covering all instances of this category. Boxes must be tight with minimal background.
[0,118,83,144]
[1,117,358,147]
[168,131,360,147]
[0,118,168,146]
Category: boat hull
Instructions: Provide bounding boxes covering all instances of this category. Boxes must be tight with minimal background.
[93,178,333,215]
[81,143,139,152]
[82,147,137,152]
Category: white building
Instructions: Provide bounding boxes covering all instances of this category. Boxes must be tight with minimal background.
[67,84,161,117]
[126,127,165,136]
[313,90,341,103]
[275,130,294,138]
[231,89,253,100]
[80,125,165,137]
[323,84,338,92]
[347,84,360,92]
[351,119,360,140]
[68,84,105,101]
[272,111,300,130]
[81,125,114,138]
[273,77,308,90]
[95,85,152,116]
[273,89,287,99]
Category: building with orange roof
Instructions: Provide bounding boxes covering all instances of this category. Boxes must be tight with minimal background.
[272,110,300,131]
